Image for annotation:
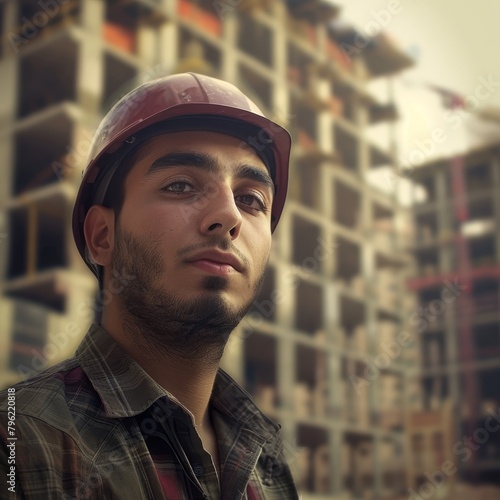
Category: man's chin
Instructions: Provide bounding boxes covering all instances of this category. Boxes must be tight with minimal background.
[199,275,230,291]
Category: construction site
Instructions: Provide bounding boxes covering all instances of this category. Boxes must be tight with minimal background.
[0,0,498,499]
[406,137,500,500]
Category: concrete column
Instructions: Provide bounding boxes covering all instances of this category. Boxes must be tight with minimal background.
[0,127,15,203]
[136,0,171,45]
[271,1,288,120]
[328,348,342,414]
[276,289,295,458]
[0,54,18,129]
[276,334,295,429]
[359,106,378,442]
[330,429,342,495]
[2,0,20,58]
[356,99,370,174]
[276,206,293,265]
[435,170,453,271]
[0,293,13,379]
[221,9,237,83]
[316,22,327,59]
[160,0,175,17]
[158,21,178,72]
[357,97,384,498]
[220,324,245,384]
[0,2,20,386]
[0,50,17,281]
[372,435,383,499]
[274,263,295,331]
[325,170,336,230]
[274,214,296,416]
[76,0,105,114]
[137,24,158,68]
[316,74,333,160]
[435,163,461,431]
[320,226,336,281]
[356,102,374,257]
[444,274,461,457]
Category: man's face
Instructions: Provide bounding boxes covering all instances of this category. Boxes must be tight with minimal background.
[108,130,274,360]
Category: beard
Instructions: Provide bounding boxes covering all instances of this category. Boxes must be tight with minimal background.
[109,223,267,364]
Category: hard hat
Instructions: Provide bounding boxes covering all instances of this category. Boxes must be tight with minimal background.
[71,73,291,278]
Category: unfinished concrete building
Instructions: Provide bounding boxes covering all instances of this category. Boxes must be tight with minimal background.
[0,0,415,497]
[407,142,500,494]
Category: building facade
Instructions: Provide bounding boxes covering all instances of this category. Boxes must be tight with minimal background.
[408,143,500,495]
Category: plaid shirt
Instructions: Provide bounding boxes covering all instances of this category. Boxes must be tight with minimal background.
[0,323,298,499]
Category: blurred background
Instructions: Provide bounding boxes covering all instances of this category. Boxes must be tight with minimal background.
[1,0,500,499]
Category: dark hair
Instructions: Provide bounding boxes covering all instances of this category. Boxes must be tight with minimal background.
[94,148,144,291]
[102,147,144,219]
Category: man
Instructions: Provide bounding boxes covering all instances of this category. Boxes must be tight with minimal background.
[0,73,298,499]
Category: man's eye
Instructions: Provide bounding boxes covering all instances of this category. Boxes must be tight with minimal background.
[162,181,194,193]
[237,194,267,211]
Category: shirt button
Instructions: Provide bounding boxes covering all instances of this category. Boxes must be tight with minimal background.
[193,464,205,476]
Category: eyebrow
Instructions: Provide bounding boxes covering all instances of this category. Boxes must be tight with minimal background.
[145,152,275,194]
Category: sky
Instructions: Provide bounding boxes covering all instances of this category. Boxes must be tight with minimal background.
[345,0,499,98]
[341,0,500,200]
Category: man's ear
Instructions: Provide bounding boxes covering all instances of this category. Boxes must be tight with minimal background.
[83,205,115,267]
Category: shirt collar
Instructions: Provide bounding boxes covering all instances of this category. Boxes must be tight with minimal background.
[76,323,279,439]
[211,369,280,441]
[75,323,167,418]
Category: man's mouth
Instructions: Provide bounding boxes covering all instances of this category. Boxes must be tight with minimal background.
[185,250,244,275]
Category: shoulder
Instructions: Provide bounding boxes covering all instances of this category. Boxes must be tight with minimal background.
[0,358,113,456]
[2,358,85,419]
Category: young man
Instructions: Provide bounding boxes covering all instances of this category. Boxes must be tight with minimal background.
[0,73,298,499]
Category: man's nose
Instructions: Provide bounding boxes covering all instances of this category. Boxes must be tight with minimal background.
[198,184,242,239]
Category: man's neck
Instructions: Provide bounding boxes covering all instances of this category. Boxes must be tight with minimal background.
[100,315,219,433]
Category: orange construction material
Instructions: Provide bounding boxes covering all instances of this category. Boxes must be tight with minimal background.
[326,39,352,71]
[102,22,136,54]
[178,0,222,37]
[328,95,343,116]
[306,23,317,47]
[407,262,500,290]
[287,66,302,86]
[298,129,316,151]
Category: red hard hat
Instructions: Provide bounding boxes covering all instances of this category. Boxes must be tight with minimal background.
[71,73,291,277]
